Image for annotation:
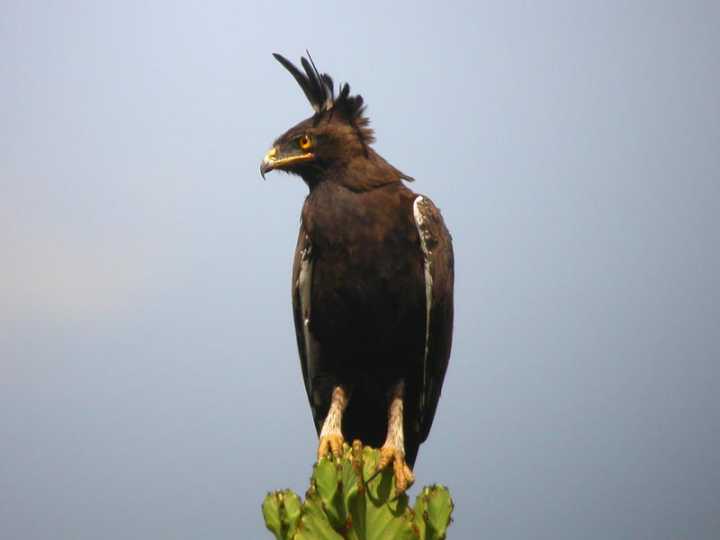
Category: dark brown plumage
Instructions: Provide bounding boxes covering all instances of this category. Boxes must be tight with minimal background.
[261,53,453,489]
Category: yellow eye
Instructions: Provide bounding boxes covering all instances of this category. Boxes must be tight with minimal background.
[298,135,312,150]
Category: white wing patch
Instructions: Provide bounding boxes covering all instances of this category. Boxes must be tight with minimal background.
[413,196,433,417]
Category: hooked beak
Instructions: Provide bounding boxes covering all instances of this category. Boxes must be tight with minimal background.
[260,147,277,180]
[260,146,315,179]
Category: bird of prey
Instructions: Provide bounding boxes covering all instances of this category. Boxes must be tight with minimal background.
[260,53,453,491]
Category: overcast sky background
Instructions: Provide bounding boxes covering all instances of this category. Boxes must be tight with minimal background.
[2,2,719,539]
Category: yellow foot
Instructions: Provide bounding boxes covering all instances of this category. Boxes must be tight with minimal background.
[317,432,344,461]
[377,445,415,493]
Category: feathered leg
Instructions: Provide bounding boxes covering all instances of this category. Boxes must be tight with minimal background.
[317,385,348,460]
[377,381,415,492]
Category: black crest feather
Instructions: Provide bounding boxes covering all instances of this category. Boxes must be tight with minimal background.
[272,52,374,147]
[272,52,334,113]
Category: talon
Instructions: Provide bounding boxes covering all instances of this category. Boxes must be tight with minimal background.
[377,445,414,493]
[373,382,415,492]
[317,432,344,460]
[330,433,343,456]
[377,445,394,471]
[317,386,348,460]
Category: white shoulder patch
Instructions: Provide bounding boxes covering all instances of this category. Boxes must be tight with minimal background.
[413,196,433,415]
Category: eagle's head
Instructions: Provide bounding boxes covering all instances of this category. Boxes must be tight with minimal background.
[260,53,411,190]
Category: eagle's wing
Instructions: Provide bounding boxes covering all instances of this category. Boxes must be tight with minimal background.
[291,225,323,432]
[413,195,454,443]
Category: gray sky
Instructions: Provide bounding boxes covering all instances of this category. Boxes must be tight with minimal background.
[2,1,719,539]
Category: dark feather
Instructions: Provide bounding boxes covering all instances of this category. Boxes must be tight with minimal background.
[273,53,379,150]
[321,74,334,101]
[305,52,332,97]
[300,58,323,106]
[273,54,367,120]
[272,53,319,111]
[273,52,333,113]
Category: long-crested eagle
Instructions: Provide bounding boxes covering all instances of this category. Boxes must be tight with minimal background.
[260,53,454,491]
